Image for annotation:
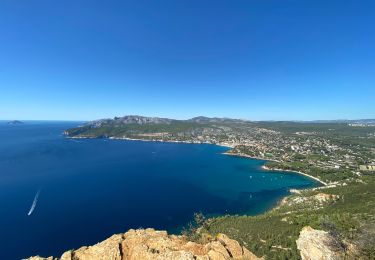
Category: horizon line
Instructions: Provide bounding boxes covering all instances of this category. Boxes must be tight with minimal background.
[1,116,375,123]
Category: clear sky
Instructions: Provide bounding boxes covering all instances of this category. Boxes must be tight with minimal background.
[0,0,374,121]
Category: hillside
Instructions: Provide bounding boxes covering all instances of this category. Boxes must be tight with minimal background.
[200,175,375,259]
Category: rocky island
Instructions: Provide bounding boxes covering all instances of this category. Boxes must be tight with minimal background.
[7,120,24,125]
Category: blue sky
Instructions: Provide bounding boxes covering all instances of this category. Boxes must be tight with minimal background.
[0,0,374,121]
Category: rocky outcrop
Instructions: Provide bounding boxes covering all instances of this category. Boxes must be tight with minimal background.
[28,228,262,260]
[284,193,339,208]
[296,226,344,260]
[112,116,174,125]
[313,193,339,203]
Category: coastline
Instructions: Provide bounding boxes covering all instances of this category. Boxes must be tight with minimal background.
[261,165,328,186]
[67,135,327,217]
[222,151,333,223]
[222,151,327,186]
[68,135,233,147]
[68,135,327,186]
[222,151,280,163]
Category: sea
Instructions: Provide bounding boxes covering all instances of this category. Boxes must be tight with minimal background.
[0,121,319,259]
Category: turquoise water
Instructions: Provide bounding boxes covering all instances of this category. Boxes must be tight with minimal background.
[0,121,318,259]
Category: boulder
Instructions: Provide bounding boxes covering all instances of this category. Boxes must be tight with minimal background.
[296,226,344,260]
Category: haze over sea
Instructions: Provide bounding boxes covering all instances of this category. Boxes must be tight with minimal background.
[0,122,318,259]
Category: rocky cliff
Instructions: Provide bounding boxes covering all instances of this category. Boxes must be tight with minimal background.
[296,226,345,260]
[27,228,262,260]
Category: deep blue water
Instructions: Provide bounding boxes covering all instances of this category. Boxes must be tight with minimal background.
[0,121,318,259]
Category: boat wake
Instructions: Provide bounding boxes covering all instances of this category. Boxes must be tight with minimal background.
[27,190,41,216]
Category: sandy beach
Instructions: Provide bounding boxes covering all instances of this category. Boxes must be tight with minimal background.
[261,165,328,186]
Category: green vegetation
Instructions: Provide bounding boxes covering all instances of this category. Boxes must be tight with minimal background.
[199,175,375,259]
[265,160,356,183]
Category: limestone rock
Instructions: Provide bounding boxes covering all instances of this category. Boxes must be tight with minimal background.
[73,234,123,260]
[60,251,73,260]
[313,193,339,203]
[296,226,344,260]
[242,246,263,260]
[27,228,262,260]
[217,233,243,258]
[27,257,56,260]
[205,241,231,258]
[207,249,227,260]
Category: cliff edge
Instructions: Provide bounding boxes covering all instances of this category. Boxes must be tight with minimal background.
[27,228,262,260]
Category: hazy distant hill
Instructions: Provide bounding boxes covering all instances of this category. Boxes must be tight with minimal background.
[309,119,375,124]
[65,115,375,139]
[64,115,254,139]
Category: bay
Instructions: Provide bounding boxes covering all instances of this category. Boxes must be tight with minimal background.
[0,121,318,259]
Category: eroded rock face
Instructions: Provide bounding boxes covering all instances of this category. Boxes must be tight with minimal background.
[27,228,262,260]
[296,226,344,260]
[313,193,339,203]
[288,193,339,206]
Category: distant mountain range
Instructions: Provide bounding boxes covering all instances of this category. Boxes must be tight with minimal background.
[84,115,248,128]
[83,115,375,125]
[94,116,375,124]
[68,116,375,133]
